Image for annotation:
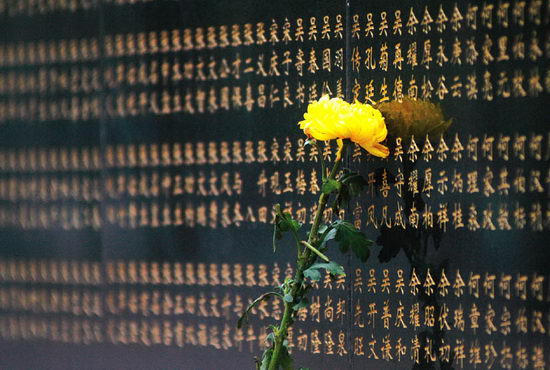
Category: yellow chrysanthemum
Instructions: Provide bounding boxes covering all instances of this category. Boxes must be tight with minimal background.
[298,95,389,158]
[298,95,351,141]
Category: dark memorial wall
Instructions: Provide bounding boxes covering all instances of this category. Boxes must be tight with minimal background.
[0,0,548,369]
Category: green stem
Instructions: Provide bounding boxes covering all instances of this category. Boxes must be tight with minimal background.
[267,140,348,370]
[315,141,326,182]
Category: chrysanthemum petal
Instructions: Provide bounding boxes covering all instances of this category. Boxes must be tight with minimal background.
[362,142,389,158]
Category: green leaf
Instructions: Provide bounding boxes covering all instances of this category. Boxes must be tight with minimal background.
[283,294,293,303]
[314,261,345,276]
[352,240,371,262]
[317,224,328,235]
[303,266,321,281]
[278,212,301,233]
[340,170,367,197]
[238,292,283,328]
[292,298,309,311]
[304,262,345,282]
[279,346,294,370]
[332,170,368,212]
[277,209,301,233]
[333,220,373,263]
[321,179,341,195]
[319,227,337,250]
[259,348,273,370]
[279,278,293,293]
[273,220,281,252]
[273,207,302,252]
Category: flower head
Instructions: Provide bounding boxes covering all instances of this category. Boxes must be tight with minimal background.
[299,95,389,158]
[298,95,351,141]
[345,101,389,158]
